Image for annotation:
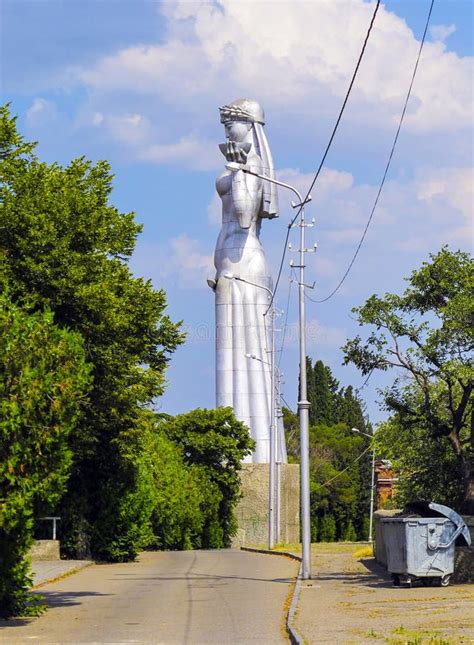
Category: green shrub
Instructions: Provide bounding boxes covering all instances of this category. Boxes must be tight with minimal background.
[159,407,255,548]
[0,295,91,617]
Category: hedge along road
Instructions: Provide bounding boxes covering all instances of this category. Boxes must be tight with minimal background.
[0,549,298,644]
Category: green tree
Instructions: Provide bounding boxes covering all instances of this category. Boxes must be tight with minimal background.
[343,248,473,512]
[0,294,91,618]
[310,360,335,425]
[0,105,184,559]
[374,412,463,509]
[309,424,364,541]
[282,406,300,461]
[159,407,255,547]
[288,359,373,541]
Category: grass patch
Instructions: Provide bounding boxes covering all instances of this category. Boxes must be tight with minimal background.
[388,625,455,644]
[353,545,374,558]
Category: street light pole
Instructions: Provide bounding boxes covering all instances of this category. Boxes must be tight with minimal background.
[275,367,283,544]
[224,272,276,550]
[226,162,313,578]
[295,193,312,579]
[247,353,283,545]
[351,427,376,543]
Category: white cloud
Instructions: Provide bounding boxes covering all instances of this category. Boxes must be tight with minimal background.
[282,317,347,350]
[81,107,220,169]
[415,167,474,247]
[430,24,456,43]
[207,192,221,226]
[107,112,152,145]
[139,135,219,170]
[140,235,214,290]
[265,165,473,290]
[76,0,473,137]
[92,112,104,126]
[26,98,57,125]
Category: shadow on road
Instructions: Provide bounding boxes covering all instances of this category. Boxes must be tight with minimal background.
[0,590,108,629]
[42,590,112,608]
[313,558,393,589]
[112,572,295,584]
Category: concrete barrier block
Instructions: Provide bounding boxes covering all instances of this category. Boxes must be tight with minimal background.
[29,540,60,561]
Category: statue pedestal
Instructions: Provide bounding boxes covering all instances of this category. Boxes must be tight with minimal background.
[233,463,300,547]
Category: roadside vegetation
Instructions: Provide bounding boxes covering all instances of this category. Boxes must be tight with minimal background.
[0,106,253,618]
[1,104,471,618]
[344,248,473,514]
[285,247,473,540]
[284,359,373,542]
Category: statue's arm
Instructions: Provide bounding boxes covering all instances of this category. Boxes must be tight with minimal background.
[232,156,263,230]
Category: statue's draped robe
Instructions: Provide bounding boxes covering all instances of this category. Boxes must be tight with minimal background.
[215,169,286,463]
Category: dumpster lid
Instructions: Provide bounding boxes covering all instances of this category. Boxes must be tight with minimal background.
[405,501,471,546]
[428,503,471,545]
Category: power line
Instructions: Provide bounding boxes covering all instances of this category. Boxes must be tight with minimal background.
[277,269,295,369]
[267,0,381,313]
[280,393,297,416]
[314,445,372,489]
[308,0,436,305]
[354,367,375,395]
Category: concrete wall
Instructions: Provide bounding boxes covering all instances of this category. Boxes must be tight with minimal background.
[29,540,60,561]
[233,463,300,547]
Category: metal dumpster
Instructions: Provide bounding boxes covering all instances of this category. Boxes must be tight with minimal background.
[381,502,471,587]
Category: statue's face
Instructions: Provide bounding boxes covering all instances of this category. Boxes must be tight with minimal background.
[224,120,252,143]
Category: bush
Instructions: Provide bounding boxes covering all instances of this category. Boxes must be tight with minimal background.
[0,295,91,617]
[159,407,255,548]
[0,105,184,561]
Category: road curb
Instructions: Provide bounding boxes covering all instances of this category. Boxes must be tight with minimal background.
[241,546,302,562]
[32,561,94,589]
[241,547,305,644]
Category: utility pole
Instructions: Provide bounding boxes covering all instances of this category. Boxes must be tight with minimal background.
[291,198,315,580]
[226,162,313,578]
[268,302,276,549]
[275,367,283,545]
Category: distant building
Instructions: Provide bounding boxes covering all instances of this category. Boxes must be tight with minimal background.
[375,459,398,509]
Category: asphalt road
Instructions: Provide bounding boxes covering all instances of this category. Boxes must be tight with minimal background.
[1,549,297,644]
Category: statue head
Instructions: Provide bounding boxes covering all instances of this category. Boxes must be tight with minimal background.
[219,98,278,219]
[219,98,265,125]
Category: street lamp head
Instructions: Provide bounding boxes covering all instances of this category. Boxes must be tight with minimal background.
[223,272,234,279]
[351,427,374,440]
[226,162,243,172]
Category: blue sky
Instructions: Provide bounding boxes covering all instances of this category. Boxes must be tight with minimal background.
[2,0,473,425]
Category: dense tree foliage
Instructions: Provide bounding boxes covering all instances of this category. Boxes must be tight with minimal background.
[374,413,463,510]
[286,359,372,541]
[1,107,257,617]
[0,294,91,617]
[0,105,184,562]
[159,407,255,547]
[343,248,473,513]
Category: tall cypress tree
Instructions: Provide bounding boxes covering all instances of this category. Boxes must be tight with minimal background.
[312,360,334,425]
[302,356,374,542]
[337,385,366,431]
[305,356,316,423]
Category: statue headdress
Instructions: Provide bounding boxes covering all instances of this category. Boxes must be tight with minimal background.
[219,98,278,219]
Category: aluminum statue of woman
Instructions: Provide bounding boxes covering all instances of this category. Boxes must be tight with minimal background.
[209,98,285,464]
